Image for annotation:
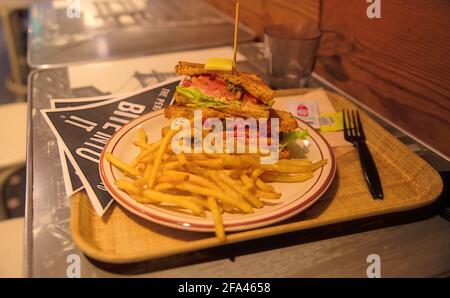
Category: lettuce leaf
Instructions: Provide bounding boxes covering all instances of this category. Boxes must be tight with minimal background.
[279,129,309,150]
[176,86,241,109]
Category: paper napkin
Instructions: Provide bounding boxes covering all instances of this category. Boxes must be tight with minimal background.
[273,88,354,157]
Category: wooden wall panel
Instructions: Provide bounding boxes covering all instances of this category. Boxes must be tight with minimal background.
[206,0,450,157]
[205,0,320,37]
[318,0,450,157]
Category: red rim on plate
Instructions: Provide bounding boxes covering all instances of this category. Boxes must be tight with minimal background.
[100,110,336,232]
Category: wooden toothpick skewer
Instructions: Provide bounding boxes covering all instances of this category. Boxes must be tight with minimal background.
[233,0,240,72]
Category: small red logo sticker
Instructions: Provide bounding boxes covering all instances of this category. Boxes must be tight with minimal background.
[297,104,309,117]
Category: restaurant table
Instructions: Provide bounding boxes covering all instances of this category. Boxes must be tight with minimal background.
[27,0,255,69]
[25,43,450,278]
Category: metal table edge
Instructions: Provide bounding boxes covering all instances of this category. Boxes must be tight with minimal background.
[27,40,255,70]
[24,69,43,277]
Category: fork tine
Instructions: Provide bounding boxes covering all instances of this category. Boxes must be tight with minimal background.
[356,111,366,140]
[343,110,349,139]
[351,110,358,137]
[347,110,355,137]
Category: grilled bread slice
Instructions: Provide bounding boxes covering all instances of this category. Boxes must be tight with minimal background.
[165,105,298,134]
[175,61,275,106]
[164,104,231,121]
[269,109,299,133]
[172,92,270,119]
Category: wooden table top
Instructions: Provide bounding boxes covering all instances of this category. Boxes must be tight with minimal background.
[75,208,450,277]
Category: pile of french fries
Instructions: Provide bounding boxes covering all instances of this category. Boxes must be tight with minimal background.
[106,128,326,241]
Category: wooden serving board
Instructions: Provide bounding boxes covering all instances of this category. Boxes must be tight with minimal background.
[71,89,443,264]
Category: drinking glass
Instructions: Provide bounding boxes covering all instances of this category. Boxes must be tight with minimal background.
[264,24,321,89]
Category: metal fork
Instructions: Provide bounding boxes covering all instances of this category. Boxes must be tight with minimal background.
[343,110,383,200]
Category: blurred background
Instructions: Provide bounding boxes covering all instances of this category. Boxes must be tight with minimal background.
[0,0,31,278]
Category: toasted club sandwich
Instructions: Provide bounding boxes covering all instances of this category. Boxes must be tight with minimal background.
[170,61,274,119]
[165,61,308,158]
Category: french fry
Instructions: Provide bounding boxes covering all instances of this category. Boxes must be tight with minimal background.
[203,153,224,159]
[176,153,187,165]
[218,172,263,208]
[222,154,259,169]
[106,153,141,177]
[186,172,220,190]
[261,164,314,174]
[116,180,141,195]
[255,190,282,200]
[186,153,208,160]
[177,182,253,213]
[136,163,146,172]
[215,169,243,179]
[133,164,152,187]
[260,164,312,174]
[311,160,328,170]
[261,172,314,183]
[251,168,264,180]
[132,194,159,204]
[130,140,161,166]
[147,129,179,188]
[162,153,171,160]
[133,141,151,149]
[156,173,189,183]
[220,202,235,213]
[107,124,327,242]
[217,169,242,178]
[185,196,208,208]
[193,159,223,168]
[154,182,176,191]
[139,189,205,217]
[211,174,244,203]
[163,160,182,170]
[140,154,155,164]
[162,155,177,163]
[273,159,312,166]
[161,126,170,137]
[255,177,275,192]
[207,197,226,241]
[139,140,162,157]
[184,163,206,176]
[260,159,327,174]
[141,145,164,162]
[240,173,255,189]
[137,128,148,143]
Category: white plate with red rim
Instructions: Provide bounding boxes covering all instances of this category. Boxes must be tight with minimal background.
[99,109,336,232]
